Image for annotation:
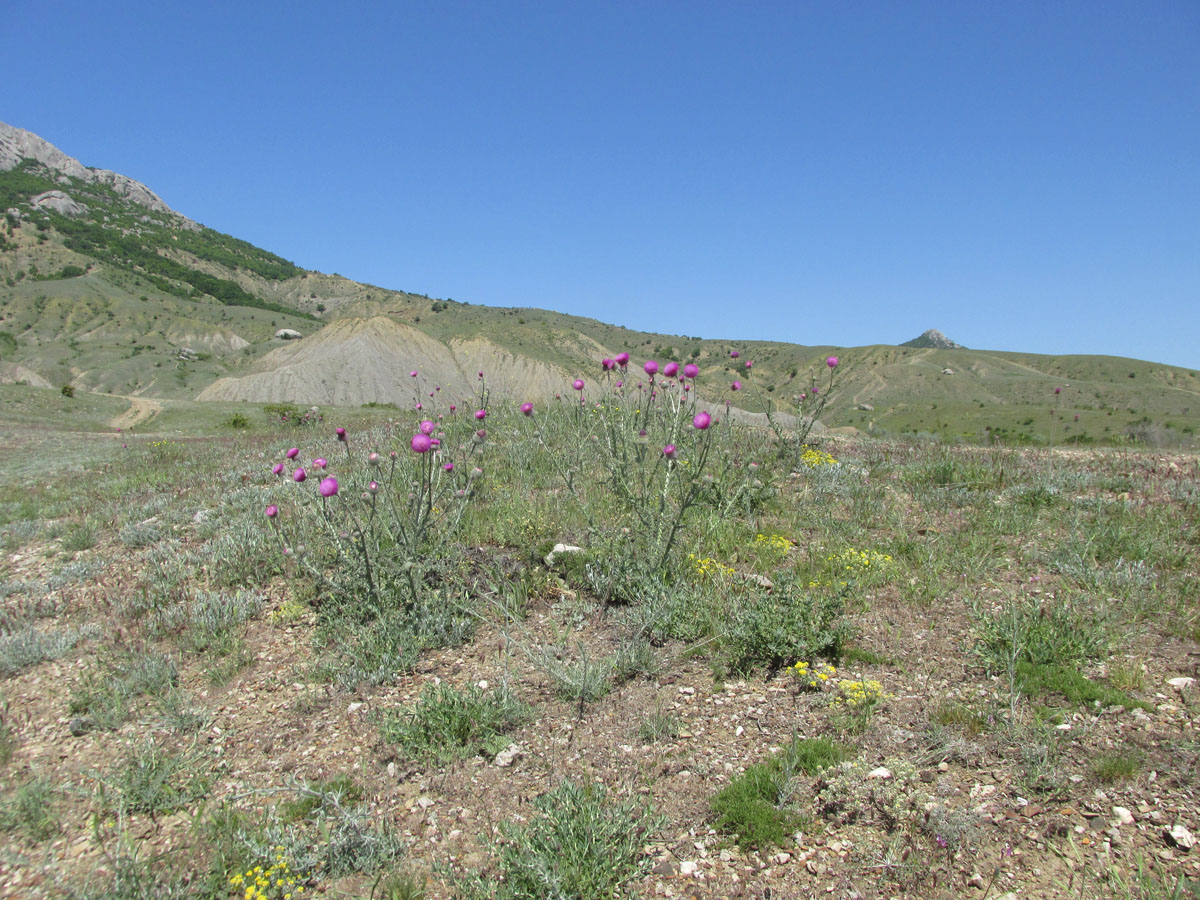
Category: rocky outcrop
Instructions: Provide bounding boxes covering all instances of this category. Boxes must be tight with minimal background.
[1,121,198,227]
[901,329,966,350]
[31,190,86,216]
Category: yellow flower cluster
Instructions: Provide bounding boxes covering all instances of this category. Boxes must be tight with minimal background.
[799,446,838,468]
[826,547,894,572]
[228,848,306,900]
[831,679,888,709]
[754,533,792,554]
[790,659,837,689]
[687,553,736,579]
[268,599,308,625]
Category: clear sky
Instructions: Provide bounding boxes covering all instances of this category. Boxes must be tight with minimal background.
[4,1,1198,368]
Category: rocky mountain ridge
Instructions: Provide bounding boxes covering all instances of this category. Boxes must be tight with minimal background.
[0,121,196,226]
[901,328,966,350]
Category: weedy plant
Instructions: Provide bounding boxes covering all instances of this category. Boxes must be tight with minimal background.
[762,354,842,469]
[0,774,59,841]
[521,358,722,581]
[447,779,662,900]
[378,681,529,763]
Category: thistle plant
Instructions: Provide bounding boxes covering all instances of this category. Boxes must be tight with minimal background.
[521,357,721,578]
[763,355,842,470]
[264,383,490,618]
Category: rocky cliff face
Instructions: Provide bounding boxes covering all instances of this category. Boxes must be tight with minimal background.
[0,121,195,225]
[901,328,966,349]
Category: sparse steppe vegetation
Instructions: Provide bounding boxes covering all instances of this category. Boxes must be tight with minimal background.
[0,365,1197,900]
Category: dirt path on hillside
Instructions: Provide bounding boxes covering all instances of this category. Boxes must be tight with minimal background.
[107,396,163,431]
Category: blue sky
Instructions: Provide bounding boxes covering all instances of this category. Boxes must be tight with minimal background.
[4,1,1198,368]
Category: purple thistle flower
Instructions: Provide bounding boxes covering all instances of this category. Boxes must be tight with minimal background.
[663,361,679,377]
[521,402,534,415]
[693,411,712,430]
[286,447,299,459]
[478,370,484,379]
[313,457,328,469]
[475,408,487,420]
[475,429,487,440]
[449,405,457,413]
[615,352,629,367]
[336,427,347,441]
[420,420,435,435]
[644,360,659,376]
[430,438,441,447]
[601,358,614,371]
[663,444,676,458]
[410,370,418,377]
[811,386,819,396]
[368,480,379,493]
[730,350,739,358]
[826,356,839,368]
[411,433,432,453]
[319,476,339,497]
[573,379,585,391]
[265,504,278,518]
[368,452,381,465]
[272,462,285,475]
[732,380,742,391]
[443,462,454,472]
[415,402,423,410]
[293,467,307,482]
[615,381,623,388]
[1055,386,1061,394]
[683,363,699,379]
[745,360,753,369]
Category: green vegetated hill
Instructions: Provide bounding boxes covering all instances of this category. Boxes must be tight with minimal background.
[2,121,1198,445]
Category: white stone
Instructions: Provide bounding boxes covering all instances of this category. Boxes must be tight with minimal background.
[494,743,521,767]
[680,860,698,876]
[544,543,584,566]
[1112,806,1135,826]
[1166,677,1195,691]
[1166,824,1195,851]
[866,766,893,780]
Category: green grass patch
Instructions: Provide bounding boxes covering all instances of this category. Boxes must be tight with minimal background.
[378,682,529,764]
[711,736,850,850]
[1017,662,1150,711]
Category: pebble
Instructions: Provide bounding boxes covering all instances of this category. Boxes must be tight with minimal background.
[1166,824,1195,851]
[494,743,521,767]
[680,860,698,876]
[1112,807,1135,826]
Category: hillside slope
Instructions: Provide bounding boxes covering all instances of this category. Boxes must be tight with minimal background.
[2,120,1198,444]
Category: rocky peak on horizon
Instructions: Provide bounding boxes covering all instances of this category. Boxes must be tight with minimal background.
[0,121,196,227]
[901,328,966,349]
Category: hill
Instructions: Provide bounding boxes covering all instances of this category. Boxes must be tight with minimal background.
[901,328,967,350]
[2,120,1199,446]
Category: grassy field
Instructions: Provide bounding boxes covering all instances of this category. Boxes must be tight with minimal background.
[0,372,1198,900]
